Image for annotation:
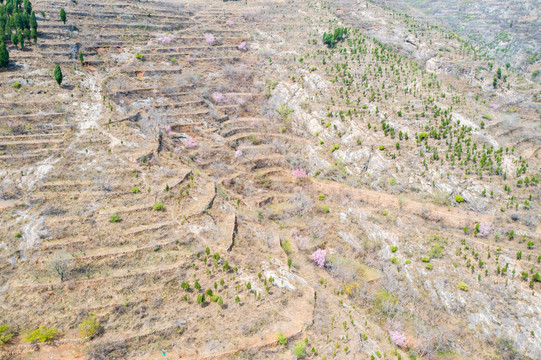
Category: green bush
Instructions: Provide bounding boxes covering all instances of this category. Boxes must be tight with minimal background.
[153,201,164,211]
[281,241,292,255]
[23,326,59,343]
[390,246,398,253]
[109,214,121,223]
[455,195,465,203]
[196,294,205,304]
[421,257,430,263]
[428,245,444,258]
[181,281,190,291]
[321,205,330,213]
[0,324,14,345]
[457,281,469,291]
[78,313,101,340]
[293,340,306,359]
[277,332,287,346]
[12,82,21,89]
[425,264,433,270]
[135,52,144,60]
[131,186,140,194]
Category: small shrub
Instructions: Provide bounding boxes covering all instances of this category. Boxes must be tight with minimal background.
[425,264,433,270]
[293,340,306,359]
[0,324,14,345]
[318,193,325,200]
[277,332,287,346]
[153,201,164,211]
[281,240,292,255]
[109,214,121,223]
[23,326,59,343]
[12,82,21,89]
[457,281,469,291]
[421,257,430,263]
[131,186,140,194]
[390,246,398,253]
[320,204,330,213]
[428,245,444,258]
[196,294,205,304]
[78,314,101,340]
[14,232,22,238]
[135,52,144,60]
[455,195,465,203]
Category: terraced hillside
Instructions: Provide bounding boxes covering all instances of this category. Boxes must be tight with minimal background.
[372,0,541,78]
[0,0,540,359]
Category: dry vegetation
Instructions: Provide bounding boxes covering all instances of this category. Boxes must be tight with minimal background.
[0,0,540,359]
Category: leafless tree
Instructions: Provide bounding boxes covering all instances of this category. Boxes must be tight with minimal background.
[50,250,73,282]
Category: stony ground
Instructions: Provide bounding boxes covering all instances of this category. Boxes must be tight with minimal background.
[0,0,540,359]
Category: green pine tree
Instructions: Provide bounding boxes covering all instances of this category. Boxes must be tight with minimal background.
[0,42,9,68]
[60,8,66,24]
[54,64,63,86]
[30,12,38,31]
[11,33,18,47]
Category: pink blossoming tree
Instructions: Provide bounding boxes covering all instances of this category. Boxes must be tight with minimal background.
[183,137,198,148]
[204,33,215,44]
[292,168,307,179]
[311,249,326,268]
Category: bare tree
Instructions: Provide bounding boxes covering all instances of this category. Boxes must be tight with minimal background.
[50,250,73,282]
